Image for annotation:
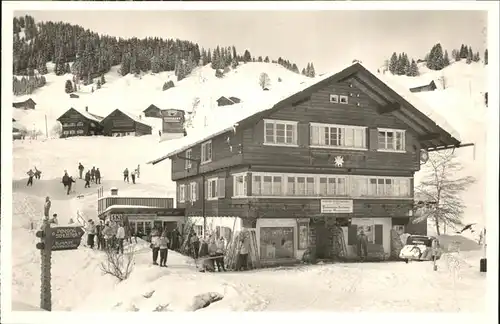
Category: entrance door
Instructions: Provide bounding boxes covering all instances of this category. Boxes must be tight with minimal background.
[315,222,331,259]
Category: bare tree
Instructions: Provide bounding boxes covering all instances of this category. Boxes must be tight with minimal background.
[259,72,270,90]
[100,246,135,281]
[414,150,476,235]
[438,75,447,89]
[50,123,62,138]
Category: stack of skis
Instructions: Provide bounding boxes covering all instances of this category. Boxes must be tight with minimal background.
[224,229,261,270]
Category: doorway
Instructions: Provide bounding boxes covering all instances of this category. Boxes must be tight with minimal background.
[314,221,331,259]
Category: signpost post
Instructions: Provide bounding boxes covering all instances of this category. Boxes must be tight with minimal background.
[35,222,85,311]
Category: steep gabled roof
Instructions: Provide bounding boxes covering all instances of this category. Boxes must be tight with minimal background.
[143,104,161,113]
[102,109,152,129]
[13,98,37,108]
[56,107,103,123]
[148,63,462,165]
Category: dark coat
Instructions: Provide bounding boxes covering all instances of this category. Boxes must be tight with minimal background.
[62,174,69,185]
[85,172,91,181]
[78,164,84,171]
[95,169,101,179]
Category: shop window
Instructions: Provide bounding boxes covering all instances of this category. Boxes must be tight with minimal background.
[145,222,152,236]
[259,227,294,260]
[298,222,309,250]
[136,222,144,236]
[194,225,203,237]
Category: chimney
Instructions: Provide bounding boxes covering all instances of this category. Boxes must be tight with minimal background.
[110,188,118,196]
[85,106,89,112]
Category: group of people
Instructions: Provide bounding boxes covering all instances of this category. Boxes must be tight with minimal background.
[25,167,42,187]
[123,166,140,184]
[187,232,232,273]
[86,219,126,254]
[79,163,102,188]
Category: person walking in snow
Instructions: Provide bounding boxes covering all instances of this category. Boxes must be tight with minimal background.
[26,169,35,187]
[84,171,91,188]
[159,230,170,267]
[151,229,161,265]
[90,167,96,183]
[43,196,51,218]
[116,222,126,254]
[78,162,84,179]
[95,168,101,184]
[34,167,42,180]
[123,168,129,183]
[62,171,70,190]
[131,169,136,184]
[170,227,180,251]
[87,220,96,249]
[67,176,76,195]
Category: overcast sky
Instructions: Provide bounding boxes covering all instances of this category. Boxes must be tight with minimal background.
[16,10,487,73]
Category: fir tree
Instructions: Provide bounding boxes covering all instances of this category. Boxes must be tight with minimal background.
[231,58,238,69]
[87,72,92,85]
[389,52,398,74]
[301,68,306,75]
[96,79,101,90]
[409,59,419,77]
[467,46,473,61]
[65,80,73,93]
[484,49,488,65]
[258,56,263,62]
[101,74,106,85]
[443,50,450,67]
[264,56,270,63]
[308,63,316,77]
[243,49,252,63]
[232,46,237,61]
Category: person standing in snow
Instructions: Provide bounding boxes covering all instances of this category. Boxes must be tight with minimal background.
[215,236,226,272]
[43,196,51,218]
[170,227,180,251]
[151,229,161,265]
[102,222,113,250]
[96,220,104,250]
[84,170,91,188]
[131,169,136,184]
[95,167,101,184]
[123,168,129,183]
[62,171,70,190]
[237,231,251,271]
[357,230,369,260]
[78,163,84,179]
[159,230,170,267]
[190,232,200,259]
[67,176,76,195]
[34,167,42,180]
[90,167,96,183]
[26,169,35,187]
[136,164,140,178]
[87,220,96,249]
[116,222,125,254]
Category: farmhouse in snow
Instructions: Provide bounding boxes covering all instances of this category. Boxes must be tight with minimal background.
[149,62,465,265]
[56,107,104,138]
[13,98,37,110]
[409,80,437,93]
[101,109,152,137]
[216,96,242,107]
[143,104,163,118]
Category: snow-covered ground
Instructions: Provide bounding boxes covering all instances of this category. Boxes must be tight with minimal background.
[7,60,489,313]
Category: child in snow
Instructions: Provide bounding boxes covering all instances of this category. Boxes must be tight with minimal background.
[90,167,96,183]
[62,171,70,190]
[87,220,96,249]
[26,169,35,187]
[50,214,58,226]
[131,170,136,184]
[102,223,113,250]
[215,236,226,272]
[159,230,170,267]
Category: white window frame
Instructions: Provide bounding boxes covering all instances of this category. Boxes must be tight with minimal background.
[77,121,84,127]
[69,122,76,127]
[63,130,69,135]
[76,129,84,134]
[263,119,298,147]
[201,140,212,164]
[69,130,75,135]
[352,176,411,198]
[190,182,197,202]
[185,149,192,170]
[339,95,349,104]
[207,177,225,200]
[310,123,367,150]
[62,123,69,128]
[232,172,248,198]
[377,128,406,152]
[329,94,339,103]
[179,184,186,203]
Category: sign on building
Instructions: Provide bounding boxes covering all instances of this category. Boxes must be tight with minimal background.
[321,199,353,213]
[108,214,123,222]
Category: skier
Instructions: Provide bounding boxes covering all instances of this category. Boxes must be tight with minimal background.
[84,170,91,188]
[43,196,51,218]
[95,167,101,184]
[123,168,129,183]
[62,170,70,190]
[34,167,42,180]
[131,169,136,184]
[78,163,84,179]
[26,169,35,187]
[67,176,76,195]
[90,166,96,183]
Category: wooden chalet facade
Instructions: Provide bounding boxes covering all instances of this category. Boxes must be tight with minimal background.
[101,109,152,137]
[149,63,462,264]
[56,107,104,138]
[409,80,437,93]
[143,104,162,118]
[13,98,36,110]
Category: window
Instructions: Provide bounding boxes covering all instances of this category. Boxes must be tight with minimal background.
[233,173,247,197]
[378,128,406,152]
[69,130,75,135]
[63,130,69,135]
[185,149,192,169]
[69,122,76,127]
[264,119,298,146]
[207,178,225,200]
[339,95,348,104]
[310,123,366,149]
[77,121,84,127]
[201,141,212,164]
[190,182,197,202]
[298,221,309,250]
[179,184,186,203]
[76,129,84,135]
[260,227,295,260]
[359,177,410,197]
[62,123,69,128]
[318,176,347,196]
[329,94,339,103]
[194,225,203,237]
[253,175,283,196]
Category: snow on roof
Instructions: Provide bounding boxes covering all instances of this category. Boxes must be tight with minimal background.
[117,109,152,128]
[71,107,103,123]
[367,67,462,142]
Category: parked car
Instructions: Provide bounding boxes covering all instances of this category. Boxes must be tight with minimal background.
[13,131,23,140]
[399,235,443,263]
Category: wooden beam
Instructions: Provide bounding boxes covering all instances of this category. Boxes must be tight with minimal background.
[348,77,388,105]
[418,133,441,141]
[377,102,401,114]
[391,110,427,134]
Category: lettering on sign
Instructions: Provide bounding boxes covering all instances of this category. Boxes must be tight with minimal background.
[51,238,81,251]
[51,227,84,240]
[108,214,123,222]
[321,199,353,214]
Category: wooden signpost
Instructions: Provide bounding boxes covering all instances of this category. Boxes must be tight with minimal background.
[35,221,85,311]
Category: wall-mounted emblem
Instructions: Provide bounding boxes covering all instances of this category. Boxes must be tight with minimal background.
[334,156,344,167]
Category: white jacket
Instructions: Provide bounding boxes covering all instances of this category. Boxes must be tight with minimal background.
[151,235,161,248]
[116,226,125,239]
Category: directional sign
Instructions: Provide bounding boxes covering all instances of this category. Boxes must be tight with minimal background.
[51,226,85,240]
[51,238,82,251]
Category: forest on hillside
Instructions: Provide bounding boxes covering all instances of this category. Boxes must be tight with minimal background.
[13,15,315,96]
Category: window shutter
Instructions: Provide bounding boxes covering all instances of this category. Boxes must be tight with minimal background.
[186,184,191,202]
[347,225,358,245]
[368,128,378,151]
[297,122,309,147]
[254,120,265,145]
[218,178,226,198]
[192,183,197,202]
[374,224,383,245]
